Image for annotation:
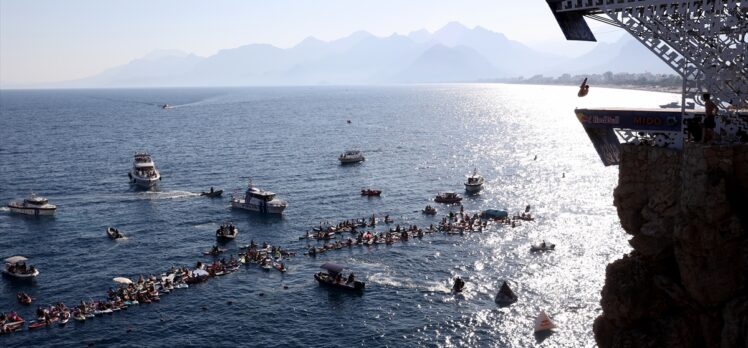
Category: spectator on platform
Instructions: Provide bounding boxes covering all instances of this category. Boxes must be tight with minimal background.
[703,93,717,143]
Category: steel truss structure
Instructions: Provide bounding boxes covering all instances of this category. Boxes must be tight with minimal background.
[548,0,747,144]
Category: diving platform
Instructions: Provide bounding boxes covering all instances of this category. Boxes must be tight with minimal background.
[546,0,747,164]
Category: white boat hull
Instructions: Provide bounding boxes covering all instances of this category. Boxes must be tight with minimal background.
[130,171,160,188]
[464,184,483,192]
[7,205,55,216]
[231,199,286,214]
[3,269,39,278]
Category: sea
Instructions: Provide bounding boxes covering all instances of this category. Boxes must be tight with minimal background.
[0,84,679,347]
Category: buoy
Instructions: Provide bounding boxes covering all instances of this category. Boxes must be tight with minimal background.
[534,310,557,332]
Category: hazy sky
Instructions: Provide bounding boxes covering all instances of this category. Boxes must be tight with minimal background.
[0,0,620,84]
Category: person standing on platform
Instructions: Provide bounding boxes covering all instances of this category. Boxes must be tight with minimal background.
[703,93,718,143]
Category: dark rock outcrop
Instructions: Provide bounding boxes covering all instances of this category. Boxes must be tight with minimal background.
[596,143,748,348]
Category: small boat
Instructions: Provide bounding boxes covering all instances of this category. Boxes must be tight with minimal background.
[215,224,238,241]
[314,262,364,292]
[339,150,365,164]
[201,188,223,197]
[16,292,33,305]
[73,312,86,322]
[434,192,462,204]
[422,205,437,215]
[161,104,174,109]
[360,188,382,196]
[534,310,557,332]
[464,168,484,193]
[230,179,287,214]
[128,152,161,188]
[7,193,56,216]
[3,256,39,279]
[261,259,273,271]
[107,227,125,239]
[530,242,555,252]
[494,281,518,305]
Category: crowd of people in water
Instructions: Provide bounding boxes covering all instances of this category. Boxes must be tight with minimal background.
[1,237,296,335]
[302,207,535,256]
[2,206,536,336]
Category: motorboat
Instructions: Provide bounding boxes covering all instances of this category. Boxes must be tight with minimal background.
[230,179,287,214]
[161,104,174,109]
[361,188,382,196]
[7,193,56,216]
[107,227,125,239]
[464,168,484,193]
[534,310,557,332]
[339,150,365,164]
[201,188,223,197]
[434,192,462,204]
[128,152,161,188]
[494,281,518,306]
[216,224,238,241]
[422,205,437,215]
[530,241,555,252]
[314,262,365,292]
[3,256,39,279]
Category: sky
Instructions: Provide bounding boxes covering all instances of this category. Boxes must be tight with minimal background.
[0,0,622,85]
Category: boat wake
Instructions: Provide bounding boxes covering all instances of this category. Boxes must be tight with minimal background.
[0,207,9,212]
[137,191,200,200]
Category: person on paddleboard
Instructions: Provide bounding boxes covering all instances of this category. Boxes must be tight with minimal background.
[578,78,589,97]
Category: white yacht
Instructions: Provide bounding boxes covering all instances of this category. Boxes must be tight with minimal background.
[339,150,365,164]
[7,193,56,216]
[230,179,287,214]
[128,152,161,188]
[464,168,484,193]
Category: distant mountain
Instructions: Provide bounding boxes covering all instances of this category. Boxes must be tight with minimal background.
[397,45,503,82]
[44,22,677,88]
[550,35,675,75]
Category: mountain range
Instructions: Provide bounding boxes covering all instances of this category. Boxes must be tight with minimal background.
[51,22,675,88]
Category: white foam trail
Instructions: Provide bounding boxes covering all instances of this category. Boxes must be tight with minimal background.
[0,207,9,212]
[138,191,200,200]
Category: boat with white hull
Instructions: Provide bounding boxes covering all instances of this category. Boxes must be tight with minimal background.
[464,168,484,193]
[7,194,56,216]
[128,152,160,188]
[230,179,287,214]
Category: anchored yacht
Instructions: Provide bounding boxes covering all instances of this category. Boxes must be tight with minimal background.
[7,193,56,216]
[230,179,287,214]
[128,152,161,188]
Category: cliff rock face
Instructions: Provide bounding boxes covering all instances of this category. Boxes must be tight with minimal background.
[595,143,748,348]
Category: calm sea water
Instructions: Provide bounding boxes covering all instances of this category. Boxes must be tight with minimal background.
[0,85,677,347]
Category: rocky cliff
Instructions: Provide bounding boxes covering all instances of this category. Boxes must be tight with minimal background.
[594,143,748,348]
